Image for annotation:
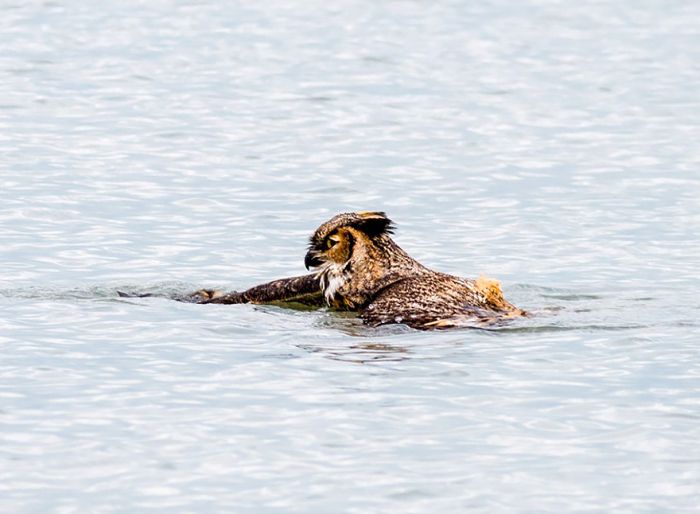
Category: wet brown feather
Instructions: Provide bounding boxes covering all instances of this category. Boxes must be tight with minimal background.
[189,212,525,329]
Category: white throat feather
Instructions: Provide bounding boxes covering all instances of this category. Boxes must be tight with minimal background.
[316,261,350,304]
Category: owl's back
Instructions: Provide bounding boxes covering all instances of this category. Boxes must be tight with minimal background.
[360,271,524,329]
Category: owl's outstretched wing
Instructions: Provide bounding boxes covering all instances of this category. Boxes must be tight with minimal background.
[193,273,323,306]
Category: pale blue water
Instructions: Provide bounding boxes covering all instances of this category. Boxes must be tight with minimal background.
[1,1,699,512]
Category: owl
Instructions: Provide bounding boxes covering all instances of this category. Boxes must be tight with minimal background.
[196,211,525,329]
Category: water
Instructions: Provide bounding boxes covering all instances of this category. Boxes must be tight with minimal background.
[1,1,699,512]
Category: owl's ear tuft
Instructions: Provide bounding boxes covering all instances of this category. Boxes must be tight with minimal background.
[351,211,395,237]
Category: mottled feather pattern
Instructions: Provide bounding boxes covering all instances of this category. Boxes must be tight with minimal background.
[303,212,524,328]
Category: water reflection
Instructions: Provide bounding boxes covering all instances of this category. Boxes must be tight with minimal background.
[300,341,411,364]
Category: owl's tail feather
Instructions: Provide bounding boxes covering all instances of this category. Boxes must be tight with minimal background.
[474,275,527,315]
[474,276,507,306]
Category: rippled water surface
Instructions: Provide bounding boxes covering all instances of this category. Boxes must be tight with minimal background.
[2,1,700,512]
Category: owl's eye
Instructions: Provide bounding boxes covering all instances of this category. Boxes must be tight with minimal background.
[326,237,338,249]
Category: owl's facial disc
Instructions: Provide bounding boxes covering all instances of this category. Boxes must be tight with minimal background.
[304,230,354,270]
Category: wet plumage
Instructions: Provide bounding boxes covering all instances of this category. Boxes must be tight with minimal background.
[303,212,525,328]
[195,211,525,329]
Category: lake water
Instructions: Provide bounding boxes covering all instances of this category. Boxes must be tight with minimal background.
[1,1,699,512]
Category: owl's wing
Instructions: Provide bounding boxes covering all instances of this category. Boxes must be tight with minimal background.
[197,273,323,306]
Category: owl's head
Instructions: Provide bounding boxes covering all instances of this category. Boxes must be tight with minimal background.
[304,211,395,270]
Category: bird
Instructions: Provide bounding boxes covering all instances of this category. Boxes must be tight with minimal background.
[195,211,525,329]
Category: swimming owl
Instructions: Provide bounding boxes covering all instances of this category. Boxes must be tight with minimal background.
[196,211,525,329]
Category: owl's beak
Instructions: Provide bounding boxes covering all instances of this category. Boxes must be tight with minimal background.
[304,251,322,270]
